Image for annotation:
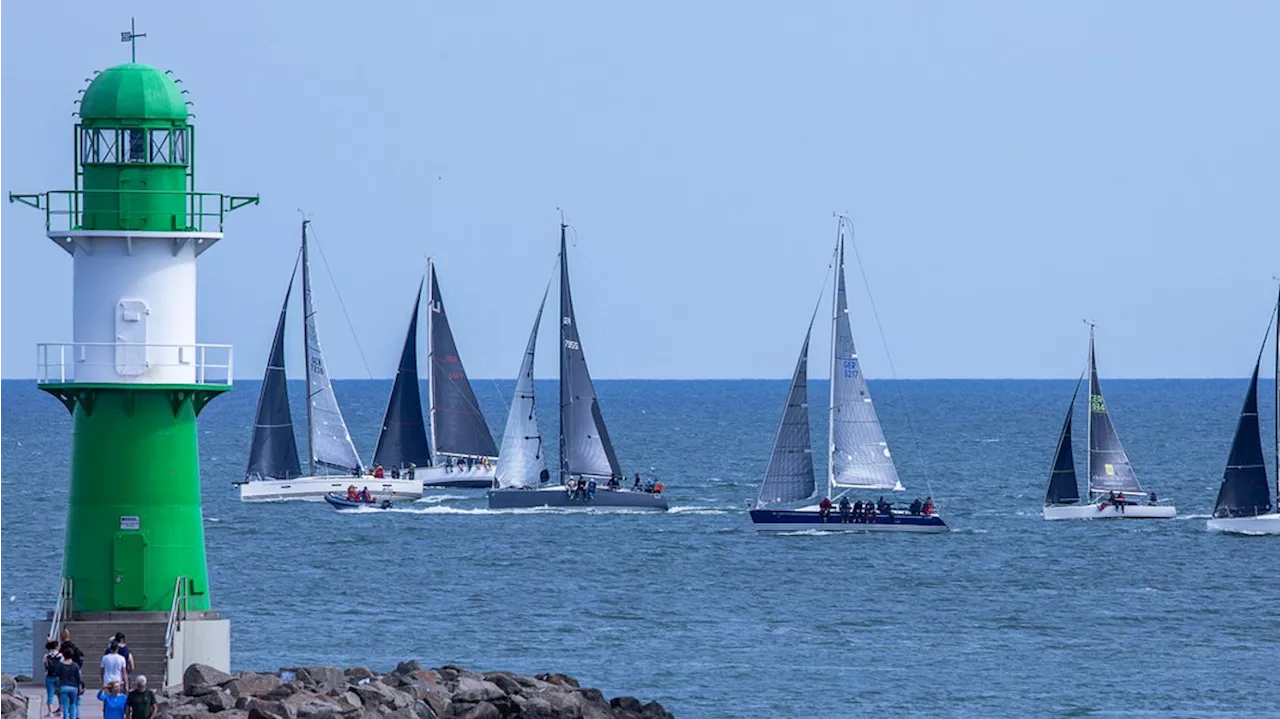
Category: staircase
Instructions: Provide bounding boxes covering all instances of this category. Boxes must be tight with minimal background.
[57,615,170,689]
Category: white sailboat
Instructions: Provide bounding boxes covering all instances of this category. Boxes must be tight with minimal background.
[370,260,499,489]
[1042,326,1176,520]
[750,217,946,533]
[1207,288,1280,535]
[237,221,422,502]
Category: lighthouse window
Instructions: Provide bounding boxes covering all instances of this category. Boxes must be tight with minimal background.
[127,129,147,162]
[148,129,188,164]
[81,129,120,164]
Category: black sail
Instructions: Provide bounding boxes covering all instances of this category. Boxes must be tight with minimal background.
[244,267,302,482]
[559,224,623,481]
[1213,361,1273,518]
[1087,336,1143,494]
[428,262,499,459]
[1045,376,1083,505]
[372,281,433,470]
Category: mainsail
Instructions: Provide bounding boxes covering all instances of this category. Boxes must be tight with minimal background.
[494,289,549,488]
[828,231,902,492]
[1044,375,1083,506]
[372,280,433,470]
[1213,361,1272,518]
[757,329,817,507]
[558,224,623,481]
[301,222,364,475]
[427,261,498,460]
[1086,333,1142,494]
[244,263,302,483]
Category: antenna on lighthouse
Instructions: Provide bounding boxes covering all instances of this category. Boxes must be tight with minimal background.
[121,18,146,63]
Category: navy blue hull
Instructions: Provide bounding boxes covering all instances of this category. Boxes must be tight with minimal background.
[750,509,948,533]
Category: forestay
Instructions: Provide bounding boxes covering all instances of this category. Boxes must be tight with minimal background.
[495,289,549,488]
[372,280,433,470]
[1086,336,1142,494]
[428,262,499,459]
[301,227,364,475]
[244,264,302,483]
[829,234,902,492]
[757,329,816,507]
[1044,375,1082,505]
[558,226,624,481]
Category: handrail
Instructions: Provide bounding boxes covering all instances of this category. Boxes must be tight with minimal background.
[163,576,190,686]
[47,577,74,641]
[8,190,259,233]
[36,342,233,386]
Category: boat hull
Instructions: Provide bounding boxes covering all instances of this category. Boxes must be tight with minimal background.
[239,476,423,502]
[1206,513,1280,535]
[418,464,494,489]
[324,493,393,510]
[487,486,669,511]
[749,509,948,533]
[1043,502,1177,520]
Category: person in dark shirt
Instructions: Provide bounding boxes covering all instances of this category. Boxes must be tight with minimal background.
[125,676,157,719]
[54,648,84,719]
[838,496,852,523]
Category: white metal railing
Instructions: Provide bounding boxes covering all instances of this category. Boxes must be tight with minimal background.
[163,575,190,687]
[47,577,74,641]
[36,342,233,385]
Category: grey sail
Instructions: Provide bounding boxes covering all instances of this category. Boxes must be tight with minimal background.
[757,329,816,507]
[428,261,499,459]
[372,280,432,470]
[301,222,364,475]
[1044,375,1083,505]
[829,234,902,491]
[1086,334,1142,494]
[558,224,623,481]
[494,289,549,489]
[1212,359,1273,518]
[244,264,302,483]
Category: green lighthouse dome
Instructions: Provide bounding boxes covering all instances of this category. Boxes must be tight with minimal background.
[79,63,188,126]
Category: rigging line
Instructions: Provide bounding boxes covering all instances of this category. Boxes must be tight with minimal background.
[490,255,561,416]
[307,222,375,380]
[839,215,936,497]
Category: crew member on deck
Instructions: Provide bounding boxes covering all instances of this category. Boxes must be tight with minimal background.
[586,478,597,499]
[633,473,642,490]
[909,497,923,515]
[922,496,934,515]
[346,485,358,501]
[853,499,864,522]
[819,496,833,520]
[373,465,385,479]
[839,496,852,522]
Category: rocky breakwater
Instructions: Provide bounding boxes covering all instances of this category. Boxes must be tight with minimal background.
[169,662,672,719]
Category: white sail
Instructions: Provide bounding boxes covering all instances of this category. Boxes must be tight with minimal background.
[829,226,902,492]
[301,223,363,475]
[495,290,549,489]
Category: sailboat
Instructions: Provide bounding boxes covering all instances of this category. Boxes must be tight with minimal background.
[1042,326,1176,519]
[237,221,423,502]
[487,220,668,510]
[369,260,498,489]
[750,218,946,533]
[1207,288,1280,535]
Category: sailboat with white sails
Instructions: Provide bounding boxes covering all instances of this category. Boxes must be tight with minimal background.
[487,220,668,510]
[369,260,499,489]
[750,217,946,533]
[1207,287,1280,535]
[1042,325,1176,520]
[238,220,422,502]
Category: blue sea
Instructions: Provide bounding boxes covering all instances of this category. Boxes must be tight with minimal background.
[3,378,1278,718]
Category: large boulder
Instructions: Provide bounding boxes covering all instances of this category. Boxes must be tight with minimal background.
[185,665,234,697]
[1,691,29,719]
[450,676,506,705]
[454,701,501,719]
[202,691,236,713]
[245,698,296,719]
[352,679,406,709]
[534,674,580,689]
[480,672,523,698]
[225,674,283,699]
[299,667,346,692]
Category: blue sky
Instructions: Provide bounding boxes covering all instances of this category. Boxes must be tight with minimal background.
[3,1,1278,380]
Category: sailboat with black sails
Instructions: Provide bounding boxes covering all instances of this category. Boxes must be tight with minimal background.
[750,217,946,533]
[487,220,668,510]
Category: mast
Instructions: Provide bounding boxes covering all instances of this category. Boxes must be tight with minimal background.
[1274,283,1279,510]
[301,219,316,476]
[827,220,842,499]
[1085,323,1094,499]
[558,220,569,486]
[427,258,439,467]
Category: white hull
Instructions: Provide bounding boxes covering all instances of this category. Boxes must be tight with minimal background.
[418,464,495,489]
[1206,513,1280,535]
[1043,502,1177,520]
[239,476,423,502]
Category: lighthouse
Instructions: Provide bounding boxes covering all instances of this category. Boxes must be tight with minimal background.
[10,37,257,683]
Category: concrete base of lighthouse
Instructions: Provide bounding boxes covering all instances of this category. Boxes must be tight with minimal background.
[32,612,230,689]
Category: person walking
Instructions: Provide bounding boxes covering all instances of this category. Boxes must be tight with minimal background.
[43,639,62,717]
[111,633,134,675]
[100,642,127,690]
[125,677,157,719]
[54,647,84,719]
[97,681,127,719]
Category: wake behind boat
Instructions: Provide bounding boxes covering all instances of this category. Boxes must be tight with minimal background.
[1207,287,1280,535]
[1042,326,1176,520]
[369,260,499,490]
[238,221,421,502]
[487,219,668,511]
[750,217,945,534]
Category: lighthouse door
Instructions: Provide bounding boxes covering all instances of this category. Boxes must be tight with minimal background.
[115,300,149,376]
[112,532,147,609]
